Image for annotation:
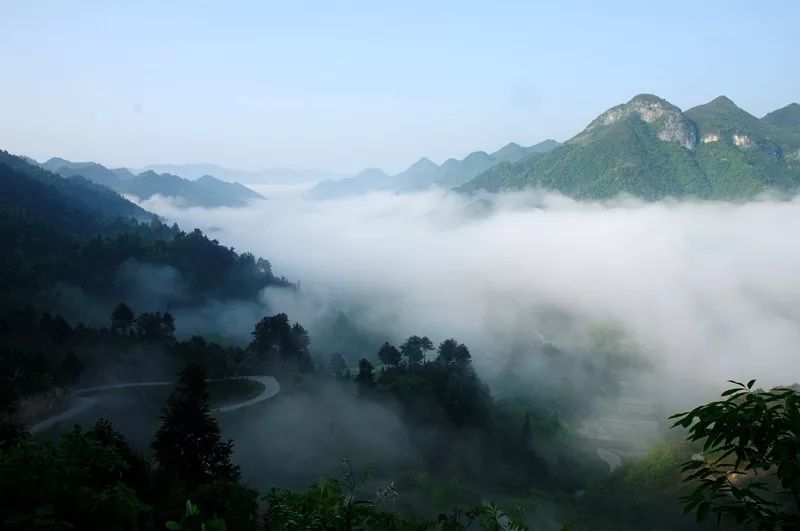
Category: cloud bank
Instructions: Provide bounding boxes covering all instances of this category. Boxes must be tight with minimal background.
[137,190,800,399]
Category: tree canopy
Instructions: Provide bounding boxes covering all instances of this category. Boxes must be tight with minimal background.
[671,380,800,529]
[152,364,240,486]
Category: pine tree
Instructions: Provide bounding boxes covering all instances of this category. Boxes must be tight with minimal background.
[377,342,401,367]
[151,364,240,486]
[110,302,135,334]
[355,358,375,389]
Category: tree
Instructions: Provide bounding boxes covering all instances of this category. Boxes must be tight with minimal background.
[671,380,800,529]
[250,313,313,373]
[0,373,26,450]
[355,358,375,389]
[0,423,152,529]
[193,481,259,531]
[162,311,176,338]
[152,364,240,486]
[110,302,135,334]
[328,353,349,380]
[436,339,470,367]
[377,341,401,367]
[400,335,433,368]
[39,313,72,343]
[136,311,175,342]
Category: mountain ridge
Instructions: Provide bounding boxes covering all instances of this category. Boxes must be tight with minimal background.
[33,158,264,207]
[309,139,561,198]
[460,94,800,199]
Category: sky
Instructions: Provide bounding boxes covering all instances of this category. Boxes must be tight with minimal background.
[1,0,798,174]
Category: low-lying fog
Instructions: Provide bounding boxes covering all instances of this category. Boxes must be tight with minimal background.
[137,189,800,404]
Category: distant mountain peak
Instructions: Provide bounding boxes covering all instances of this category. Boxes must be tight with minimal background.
[685,97,764,146]
[310,139,560,198]
[536,139,561,149]
[462,151,492,162]
[406,157,438,172]
[709,95,736,106]
[353,167,388,179]
[579,93,696,149]
[762,102,800,125]
[629,93,671,105]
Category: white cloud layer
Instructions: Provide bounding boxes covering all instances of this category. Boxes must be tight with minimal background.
[138,190,800,397]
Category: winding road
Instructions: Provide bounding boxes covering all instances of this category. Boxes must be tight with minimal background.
[29,375,279,434]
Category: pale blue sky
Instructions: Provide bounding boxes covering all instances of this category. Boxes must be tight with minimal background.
[1,1,798,173]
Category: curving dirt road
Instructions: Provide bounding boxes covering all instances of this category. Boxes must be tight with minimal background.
[29,375,279,434]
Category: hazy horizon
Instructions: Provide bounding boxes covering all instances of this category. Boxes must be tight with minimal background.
[2,1,799,174]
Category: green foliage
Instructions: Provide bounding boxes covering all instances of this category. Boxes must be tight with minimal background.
[249,313,314,373]
[0,149,148,232]
[378,341,402,368]
[264,471,530,530]
[0,421,153,530]
[0,306,260,408]
[152,364,241,486]
[355,358,376,389]
[111,302,136,334]
[573,442,709,531]
[165,500,227,531]
[376,337,490,427]
[400,336,434,368]
[0,150,287,308]
[137,311,177,343]
[762,103,800,159]
[192,482,259,531]
[460,95,800,199]
[670,380,800,528]
[264,477,405,530]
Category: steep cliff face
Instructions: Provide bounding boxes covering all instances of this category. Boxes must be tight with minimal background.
[575,94,697,149]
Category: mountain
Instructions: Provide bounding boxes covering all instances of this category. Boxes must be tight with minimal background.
[762,103,800,162]
[309,140,560,198]
[307,167,391,199]
[393,157,440,189]
[36,157,264,207]
[460,94,800,199]
[195,174,264,202]
[1,150,149,231]
[0,149,286,308]
[41,157,130,189]
[140,163,342,184]
[437,152,494,188]
[490,140,562,163]
[684,96,798,197]
[118,171,263,207]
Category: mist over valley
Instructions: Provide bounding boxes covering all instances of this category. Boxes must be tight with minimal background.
[2,2,800,529]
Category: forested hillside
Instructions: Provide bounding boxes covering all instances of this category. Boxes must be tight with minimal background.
[0,151,286,310]
[40,155,264,207]
[0,147,729,530]
[460,94,800,199]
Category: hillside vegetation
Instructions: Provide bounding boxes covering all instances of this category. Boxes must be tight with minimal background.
[460,94,800,200]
